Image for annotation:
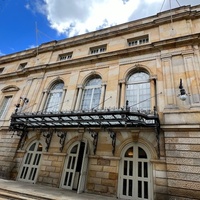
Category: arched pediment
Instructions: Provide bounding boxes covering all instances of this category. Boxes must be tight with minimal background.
[1,85,20,93]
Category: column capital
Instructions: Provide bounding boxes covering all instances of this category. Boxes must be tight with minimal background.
[119,79,126,84]
[77,84,83,89]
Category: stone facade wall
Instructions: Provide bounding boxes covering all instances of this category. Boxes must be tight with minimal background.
[87,156,119,196]
[165,131,200,199]
[38,153,65,187]
[0,130,19,179]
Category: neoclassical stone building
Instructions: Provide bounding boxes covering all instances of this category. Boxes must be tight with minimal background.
[0,4,200,200]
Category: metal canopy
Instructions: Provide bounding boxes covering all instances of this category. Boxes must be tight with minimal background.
[9,108,159,132]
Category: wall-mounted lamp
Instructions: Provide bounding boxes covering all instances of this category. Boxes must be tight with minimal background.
[178,79,187,101]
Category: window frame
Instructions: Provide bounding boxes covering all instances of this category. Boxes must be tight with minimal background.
[125,71,151,112]
[128,35,149,47]
[90,45,107,55]
[44,81,64,113]
[0,95,12,119]
[18,62,27,70]
[58,52,73,61]
[80,77,102,111]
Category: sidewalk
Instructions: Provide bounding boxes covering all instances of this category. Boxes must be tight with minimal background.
[0,179,117,200]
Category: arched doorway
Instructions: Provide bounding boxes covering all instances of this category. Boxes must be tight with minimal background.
[18,141,43,183]
[118,143,153,199]
[60,141,88,193]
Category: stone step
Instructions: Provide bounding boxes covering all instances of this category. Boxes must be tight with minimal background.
[0,188,54,200]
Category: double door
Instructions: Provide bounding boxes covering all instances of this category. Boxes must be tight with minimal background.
[61,141,88,193]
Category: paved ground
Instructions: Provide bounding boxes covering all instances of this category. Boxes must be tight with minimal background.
[0,179,117,200]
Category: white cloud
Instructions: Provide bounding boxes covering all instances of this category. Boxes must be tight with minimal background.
[33,0,140,37]
[30,0,199,37]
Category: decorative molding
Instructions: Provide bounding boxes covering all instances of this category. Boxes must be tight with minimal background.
[88,129,98,155]
[2,85,20,93]
[107,129,116,155]
[17,130,28,150]
[57,131,67,152]
[43,131,53,152]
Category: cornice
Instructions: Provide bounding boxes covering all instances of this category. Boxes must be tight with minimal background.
[0,5,199,63]
[0,33,199,80]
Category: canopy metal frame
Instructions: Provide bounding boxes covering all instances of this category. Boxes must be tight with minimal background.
[10,107,160,157]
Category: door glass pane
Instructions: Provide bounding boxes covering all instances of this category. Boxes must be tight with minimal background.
[37,143,43,151]
[129,179,133,196]
[129,161,133,176]
[71,144,78,153]
[20,167,27,179]
[64,172,69,186]
[144,181,148,199]
[67,157,72,169]
[124,160,127,175]
[72,157,76,169]
[36,154,41,165]
[144,162,148,178]
[68,172,73,186]
[125,147,133,157]
[138,180,142,198]
[33,154,38,165]
[27,154,33,165]
[31,168,37,181]
[138,147,147,158]
[138,162,142,177]
[29,143,36,151]
[123,179,127,195]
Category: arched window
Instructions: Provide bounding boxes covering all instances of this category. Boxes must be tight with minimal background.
[45,81,64,112]
[126,71,150,111]
[80,77,102,110]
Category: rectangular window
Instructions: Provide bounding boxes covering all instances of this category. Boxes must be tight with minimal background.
[128,35,149,47]
[18,62,27,70]
[90,45,107,55]
[0,96,12,119]
[59,53,73,61]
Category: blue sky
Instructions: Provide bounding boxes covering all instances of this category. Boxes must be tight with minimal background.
[0,0,198,56]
